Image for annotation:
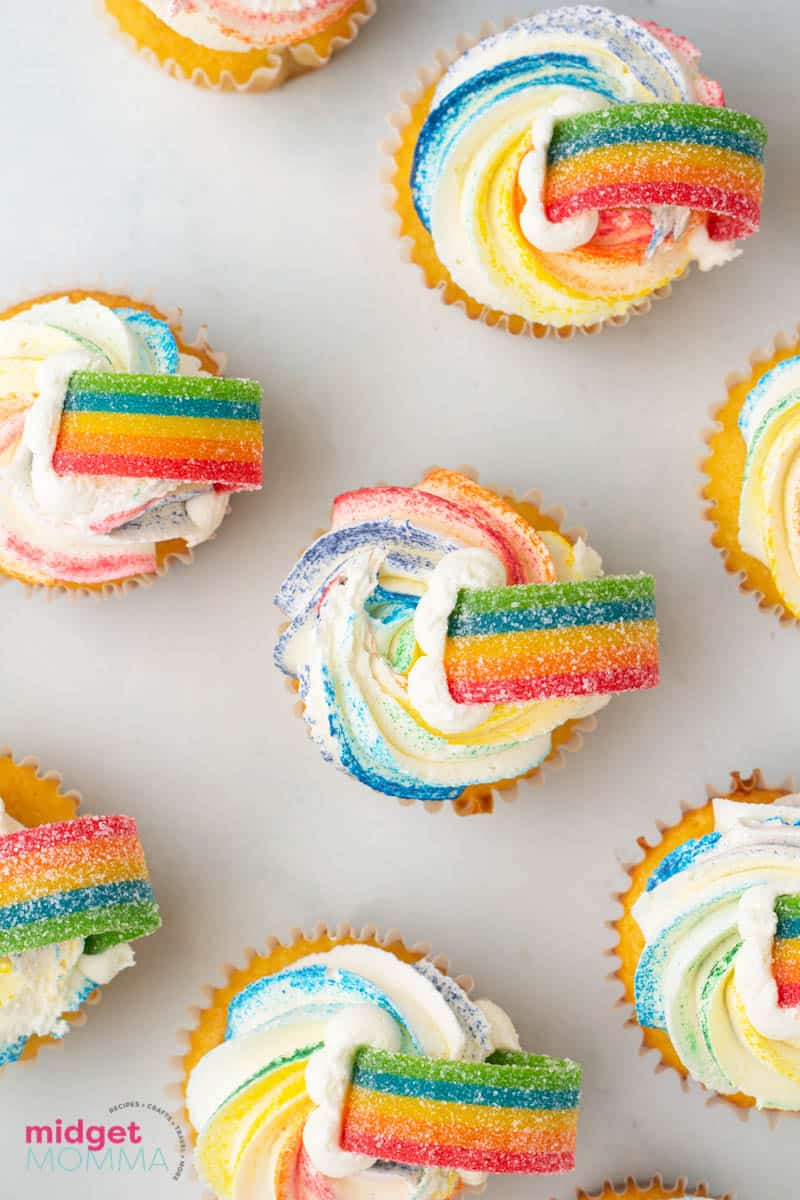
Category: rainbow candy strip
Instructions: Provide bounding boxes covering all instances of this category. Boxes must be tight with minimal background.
[340,1047,581,1174]
[52,371,263,488]
[0,815,161,956]
[773,894,800,1009]
[444,574,658,704]
[544,103,767,241]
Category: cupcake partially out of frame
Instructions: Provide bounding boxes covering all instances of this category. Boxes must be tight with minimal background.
[573,1180,729,1200]
[386,6,767,338]
[0,749,161,1072]
[176,923,583,1200]
[614,769,800,1112]
[103,0,376,92]
[275,468,659,813]
[0,290,263,594]
[702,330,800,623]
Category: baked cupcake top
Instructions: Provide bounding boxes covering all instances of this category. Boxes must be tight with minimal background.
[185,940,581,1198]
[0,296,262,588]
[633,792,800,1109]
[737,355,800,618]
[409,6,766,328]
[0,799,160,1068]
[142,0,362,50]
[275,469,658,804]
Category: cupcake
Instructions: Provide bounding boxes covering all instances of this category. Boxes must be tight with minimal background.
[614,769,800,1111]
[574,1180,728,1200]
[176,923,582,1198]
[103,0,376,92]
[0,749,161,1071]
[274,468,659,813]
[702,332,800,622]
[386,7,767,337]
[0,290,263,593]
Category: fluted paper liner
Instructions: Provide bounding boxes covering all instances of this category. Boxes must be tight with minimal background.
[279,465,600,817]
[168,920,479,1182]
[0,749,101,1078]
[381,19,676,343]
[101,0,376,93]
[0,288,229,599]
[609,768,798,1119]
[700,327,800,626]
[574,1177,728,1200]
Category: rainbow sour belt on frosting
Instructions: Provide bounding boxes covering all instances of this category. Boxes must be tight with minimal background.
[410,7,767,328]
[53,371,263,488]
[444,575,658,704]
[0,296,264,586]
[0,804,160,1068]
[186,942,582,1200]
[737,355,800,617]
[633,794,800,1109]
[275,469,657,802]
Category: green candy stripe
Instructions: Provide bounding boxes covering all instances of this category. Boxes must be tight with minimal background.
[451,574,655,618]
[0,901,161,957]
[353,1046,582,1090]
[68,371,261,403]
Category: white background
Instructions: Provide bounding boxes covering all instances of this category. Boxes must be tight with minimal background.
[0,1,798,1196]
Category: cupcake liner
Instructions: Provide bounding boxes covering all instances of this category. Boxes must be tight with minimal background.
[574,1177,728,1200]
[0,747,101,1077]
[168,921,475,1161]
[381,21,677,343]
[0,287,228,599]
[700,326,800,626]
[609,769,798,1120]
[101,0,376,93]
[279,465,599,817]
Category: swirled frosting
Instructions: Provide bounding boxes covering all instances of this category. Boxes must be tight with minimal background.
[0,799,134,1067]
[274,470,610,801]
[143,0,358,50]
[411,7,745,328]
[633,795,800,1109]
[0,297,230,585]
[187,943,520,1200]
[738,355,800,617]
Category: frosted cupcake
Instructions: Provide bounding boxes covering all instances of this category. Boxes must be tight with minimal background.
[0,750,160,1071]
[702,332,800,623]
[0,291,262,593]
[104,0,376,91]
[275,469,659,812]
[177,924,582,1198]
[387,6,767,337]
[574,1181,728,1200]
[614,770,800,1111]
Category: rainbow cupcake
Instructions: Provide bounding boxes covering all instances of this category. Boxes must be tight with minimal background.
[386,6,767,337]
[274,468,659,813]
[702,329,800,624]
[614,770,800,1112]
[0,749,160,1072]
[0,290,263,593]
[103,0,376,91]
[175,923,582,1199]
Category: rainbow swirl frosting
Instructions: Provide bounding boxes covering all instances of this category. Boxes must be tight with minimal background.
[141,0,361,51]
[633,795,800,1108]
[275,469,656,802]
[738,355,800,617]
[0,803,160,1068]
[0,296,261,586]
[410,7,766,328]
[186,942,581,1199]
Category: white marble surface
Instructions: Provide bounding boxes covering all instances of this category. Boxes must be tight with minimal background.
[0,1,798,1197]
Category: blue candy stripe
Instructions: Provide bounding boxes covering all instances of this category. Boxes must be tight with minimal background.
[351,1066,579,1110]
[776,916,800,940]
[62,391,260,421]
[0,879,155,932]
[447,597,655,637]
[547,121,765,164]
